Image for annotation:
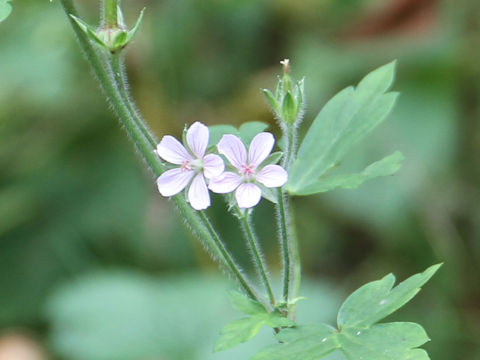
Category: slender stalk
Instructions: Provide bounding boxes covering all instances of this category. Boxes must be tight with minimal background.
[108,53,157,146]
[289,206,301,302]
[276,189,291,302]
[59,0,263,305]
[277,124,301,312]
[199,211,259,301]
[237,208,276,306]
[283,124,296,170]
[103,0,118,27]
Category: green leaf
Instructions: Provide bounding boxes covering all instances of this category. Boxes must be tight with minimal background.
[265,311,297,328]
[338,322,430,360]
[228,291,265,316]
[260,151,283,167]
[0,0,12,23]
[208,122,269,148]
[291,151,404,195]
[259,185,278,204]
[239,121,269,145]
[215,291,295,352]
[208,125,240,147]
[254,265,440,360]
[215,317,266,352]
[287,61,399,194]
[337,263,442,328]
[252,324,339,360]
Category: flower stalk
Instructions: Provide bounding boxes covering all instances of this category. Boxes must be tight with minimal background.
[59,0,263,307]
[263,60,303,315]
[103,0,118,28]
[236,208,276,306]
[108,53,157,147]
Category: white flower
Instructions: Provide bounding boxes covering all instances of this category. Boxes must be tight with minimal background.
[209,132,288,208]
[155,122,224,210]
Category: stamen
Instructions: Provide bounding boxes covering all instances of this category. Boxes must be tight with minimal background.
[241,164,256,179]
[181,160,191,172]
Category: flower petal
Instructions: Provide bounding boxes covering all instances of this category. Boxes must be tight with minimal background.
[235,183,262,208]
[248,132,274,166]
[217,134,247,170]
[208,172,242,194]
[203,154,225,179]
[188,173,210,210]
[157,168,194,197]
[256,164,288,188]
[157,136,192,164]
[186,122,209,158]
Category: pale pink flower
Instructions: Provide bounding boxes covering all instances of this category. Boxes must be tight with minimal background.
[209,132,288,208]
[156,122,224,210]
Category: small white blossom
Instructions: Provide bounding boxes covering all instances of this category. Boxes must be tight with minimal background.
[209,132,287,208]
[155,122,224,210]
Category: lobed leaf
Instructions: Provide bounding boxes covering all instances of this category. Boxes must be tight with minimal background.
[253,264,440,360]
[252,324,339,360]
[337,264,442,328]
[338,322,430,360]
[292,151,404,195]
[287,62,399,195]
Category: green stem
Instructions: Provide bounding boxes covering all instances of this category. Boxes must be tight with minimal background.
[108,53,157,146]
[62,0,159,173]
[276,189,291,302]
[199,211,259,301]
[104,0,118,27]
[237,208,276,306]
[59,0,262,305]
[283,124,296,170]
[277,124,301,313]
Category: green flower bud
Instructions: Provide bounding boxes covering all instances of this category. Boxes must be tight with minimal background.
[70,7,145,54]
[262,59,306,126]
[96,26,128,53]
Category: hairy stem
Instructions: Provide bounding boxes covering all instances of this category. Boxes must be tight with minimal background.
[199,211,259,301]
[277,124,301,314]
[237,209,276,306]
[103,0,118,27]
[59,0,262,305]
[108,53,157,146]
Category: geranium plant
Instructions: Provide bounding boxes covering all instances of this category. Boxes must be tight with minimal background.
[2,1,441,359]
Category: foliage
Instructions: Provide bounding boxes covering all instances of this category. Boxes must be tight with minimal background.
[214,292,295,352]
[252,265,441,360]
[0,1,478,359]
[288,62,401,196]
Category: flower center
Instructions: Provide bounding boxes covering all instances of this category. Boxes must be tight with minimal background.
[240,163,256,179]
[181,160,192,172]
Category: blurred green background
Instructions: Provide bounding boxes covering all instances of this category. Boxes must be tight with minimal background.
[0,0,479,359]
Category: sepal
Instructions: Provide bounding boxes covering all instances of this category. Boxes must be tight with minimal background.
[69,6,145,53]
